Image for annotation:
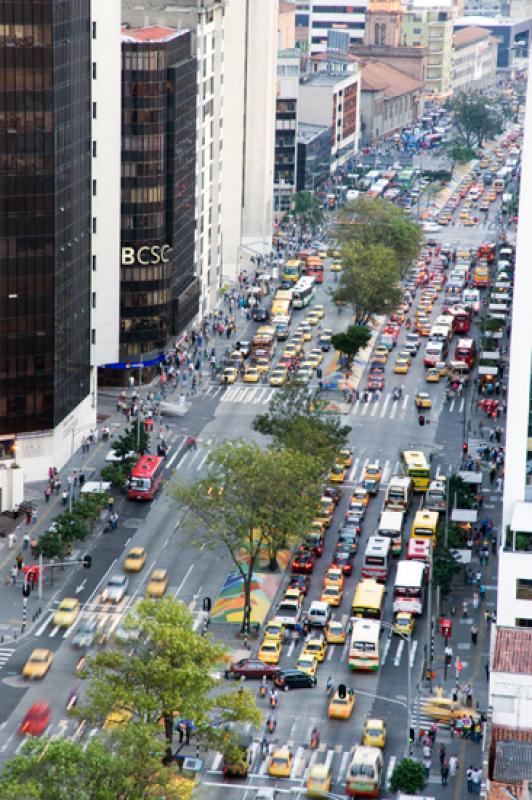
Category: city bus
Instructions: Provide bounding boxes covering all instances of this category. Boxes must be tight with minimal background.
[348,619,381,671]
[411,509,439,545]
[449,306,472,334]
[384,476,412,511]
[282,259,301,284]
[346,746,383,798]
[292,276,316,309]
[393,559,427,615]
[397,167,415,191]
[351,579,385,620]
[407,536,432,576]
[304,256,324,284]
[377,509,405,556]
[271,289,293,317]
[128,455,164,501]
[454,337,476,368]
[361,536,391,582]
[401,450,430,492]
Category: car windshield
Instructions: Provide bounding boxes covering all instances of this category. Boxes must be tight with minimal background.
[31,653,48,663]
[367,728,382,737]
[108,577,126,587]
[130,477,151,491]
[350,764,375,778]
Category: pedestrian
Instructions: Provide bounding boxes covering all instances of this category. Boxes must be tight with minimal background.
[441,759,449,786]
[489,465,496,484]
[471,625,478,645]
[439,743,446,766]
[449,754,458,778]
[62,489,69,506]
[10,565,17,586]
[423,755,432,780]
[467,766,474,793]
[496,476,503,492]
[423,743,432,759]
[472,767,481,795]
[44,485,51,503]
[466,685,474,707]
[79,470,85,488]
[178,721,186,743]
[462,599,469,618]
[108,496,114,514]
[16,552,23,571]
[23,532,30,550]
[473,592,479,610]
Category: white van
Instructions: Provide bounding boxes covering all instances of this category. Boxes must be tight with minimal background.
[308,600,331,628]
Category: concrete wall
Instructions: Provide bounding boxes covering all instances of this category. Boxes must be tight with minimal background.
[0,467,24,514]
[491,667,532,728]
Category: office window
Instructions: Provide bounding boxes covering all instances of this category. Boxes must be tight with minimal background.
[92,255,96,272]
[92,102,97,119]
[515,617,532,627]
[516,579,532,601]
[92,180,97,196]
[92,141,97,157]
[92,218,97,233]
[91,329,96,345]
[93,21,97,39]
[92,293,96,308]
[92,62,97,80]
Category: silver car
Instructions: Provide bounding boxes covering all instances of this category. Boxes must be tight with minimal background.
[102,574,129,604]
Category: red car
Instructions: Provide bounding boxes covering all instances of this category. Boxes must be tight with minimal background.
[224,659,279,680]
[19,702,51,737]
[291,550,315,574]
[367,374,385,391]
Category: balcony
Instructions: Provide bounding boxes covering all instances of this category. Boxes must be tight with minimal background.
[504,502,532,552]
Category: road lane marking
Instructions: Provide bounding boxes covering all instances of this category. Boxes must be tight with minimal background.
[389,400,398,419]
[402,395,409,410]
[381,634,392,665]
[211,752,223,772]
[459,398,465,413]
[246,387,259,403]
[386,755,397,788]
[291,746,307,779]
[361,402,369,417]
[337,750,350,784]
[174,564,194,597]
[326,645,334,661]
[357,459,369,484]
[449,398,455,412]
[196,453,208,471]
[382,460,390,484]
[393,639,404,667]
[370,400,380,417]
[35,613,55,636]
[410,639,418,667]
[348,459,359,482]
[380,394,390,418]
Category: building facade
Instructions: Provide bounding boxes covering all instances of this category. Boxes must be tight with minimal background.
[297,123,332,191]
[356,59,424,144]
[452,27,498,92]
[112,27,198,378]
[279,0,296,49]
[0,0,121,483]
[454,16,532,69]
[402,3,454,98]
[295,0,369,54]
[275,49,300,216]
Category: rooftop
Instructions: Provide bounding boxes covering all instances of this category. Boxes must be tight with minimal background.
[494,741,532,783]
[493,627,532,674]
[453,26,493,47]
[300,72,357,87]
[355,59,423,98]
[298,122,331,143]
[455,15,528,27]
[121,25,186,43]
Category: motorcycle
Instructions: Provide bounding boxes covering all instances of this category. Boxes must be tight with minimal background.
[310,728,320,750]
[67,686,80,710]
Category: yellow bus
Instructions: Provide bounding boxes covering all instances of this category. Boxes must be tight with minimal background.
[271,289,293,317]
[351,579,385,620]
[348,619,381,671]
[401,450,430,492]
[411,509,439,545]
[282,259,301,284]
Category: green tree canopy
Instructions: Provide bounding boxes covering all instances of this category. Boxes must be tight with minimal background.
[451,91,503,148]
[334,196,422,276]
[293,191,323,231]
[112,420,149,459]
[331,241,402,325]
[78,596,261,754]
[441,138,476,177]
[390,758,426,794]
[433,545,461,599]
[252,384,350,468]
[331,324,371,367]
[168,441,323,632]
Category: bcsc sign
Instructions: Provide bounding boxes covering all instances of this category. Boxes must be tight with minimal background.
[121,245,172,266]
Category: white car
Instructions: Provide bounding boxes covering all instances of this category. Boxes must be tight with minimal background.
[103,575,129,604]
[422,222,442,233]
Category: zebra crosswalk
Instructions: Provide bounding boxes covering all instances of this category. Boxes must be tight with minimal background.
[203,383,279,406]
[0,646,16,671]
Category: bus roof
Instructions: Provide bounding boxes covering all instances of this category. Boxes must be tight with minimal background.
[365,536,391,557]
[395,559,426,585]
[407,537,432,559]
[130,454,163,477]
[388,475,411,487]
[351,618,380,638]
[353,579,385,606]
[403,450,429,468]
[413,509,439,525]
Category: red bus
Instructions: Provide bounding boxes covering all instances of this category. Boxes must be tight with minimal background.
[407,536,432,576]
[128,455,164,501]
[454,338,476,368]
[450,306,471,334]
[304,257,324,284]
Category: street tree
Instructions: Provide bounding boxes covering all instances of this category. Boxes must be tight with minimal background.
[72,493,106,535]
[252,384,351,469]
[0,725,193,800]
[78,596,261,756]
[334,196,422,276]
[441,138,476,177]
[293,190,323,231]
[433,545,461,599]
[448,473,477,510]
[331,241,402,325]
[451,92,503,148]
[390,758,426,794]
[331,324,371,367]
[168,441,322,632]
[112,420,149,458]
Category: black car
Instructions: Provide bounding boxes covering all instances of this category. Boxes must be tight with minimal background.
[274,669,317,690]
[252,306,269,322]
[288,574,310,595]
[337,531,359,555]
[323,486,342,505]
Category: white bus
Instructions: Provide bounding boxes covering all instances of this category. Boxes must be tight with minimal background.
[346,746,383,797]
[348,619,381,671]
[393,560,427,615]
[377,510,405,557]
[384,476,412,511]
[361,535,391,582]
[292,276,316,309]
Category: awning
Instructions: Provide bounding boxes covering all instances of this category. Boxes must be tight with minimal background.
[458,471,483,485]
[452,509,478,524]
[510,501,532,534]
[451,549,472,564]
[81,481,111,494]
[478,366,498,377]
[480,351,501,361]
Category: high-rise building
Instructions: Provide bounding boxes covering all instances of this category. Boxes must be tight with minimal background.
[0,0,121,483]
[275,49,300,216]
[295,0,370,54]
[402,1,454,98]
[99,25,198,382]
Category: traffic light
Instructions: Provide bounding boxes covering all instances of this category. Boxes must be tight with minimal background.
[82,554,92,570]
[22,583,31,598]
[463,441,468,454]
[418,414,425,427]
[202,596,212,613]
[409,727,415,744]
[338,683,347,699]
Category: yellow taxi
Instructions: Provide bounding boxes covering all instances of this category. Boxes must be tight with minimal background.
[362,718,387,748]
[243,366,260,383]
[296,325,312,342]
[329,463,346,484]
[393,611,415,636]
[415,392,432,409]
[420,696,481,724]
[308,518,325,537]
[364,463,382,483]
[284,587,304,604]
[326,619,346,644]
[324,567,344,588]
[304,636,328,663]
[268,747,293,778]
[310,348,324,364]
[339,446,353,467]
[23,649,53,679]
[313,305,325,319]
[418,321,431,337]
[263,620,285,642]
[270,367,288,386]
[425,368,441,383]
[255,357,270,375]
[307,764,332,798]
[328,688,355,719]
[306,313,320,327]
[103,707,133,731]
[124,547,146,573]
[221,367,238,385]
[283,343,300,358]
[146,568,169,598]
[463,216,476,226]
[320,584,343,607]
[258,638,282,665]
[53,597,80,628]
[373,346,389,361]
[459,209,470,220]
[295,653,318,677]
[330,262,343,272]
[306,352,322,369]
[351,486,369,507]
[301,359,317,373]
[393,357,410,374]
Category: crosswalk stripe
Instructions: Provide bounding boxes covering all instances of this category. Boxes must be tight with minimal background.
[386,755,397,788]
[348,458,359,483]
[211,752,223,772]
[380,394,390,418]
[389,399,399,419]
[259,754,269,776]
[449,398,456,412]
[382,459,390,484]
[402,394,409,410]
[337,750,350,784]
[370,399,380,417]
[360,401,370,417]
[291,746,307,779]
[393,639,404,667]
[410,639,418,667]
